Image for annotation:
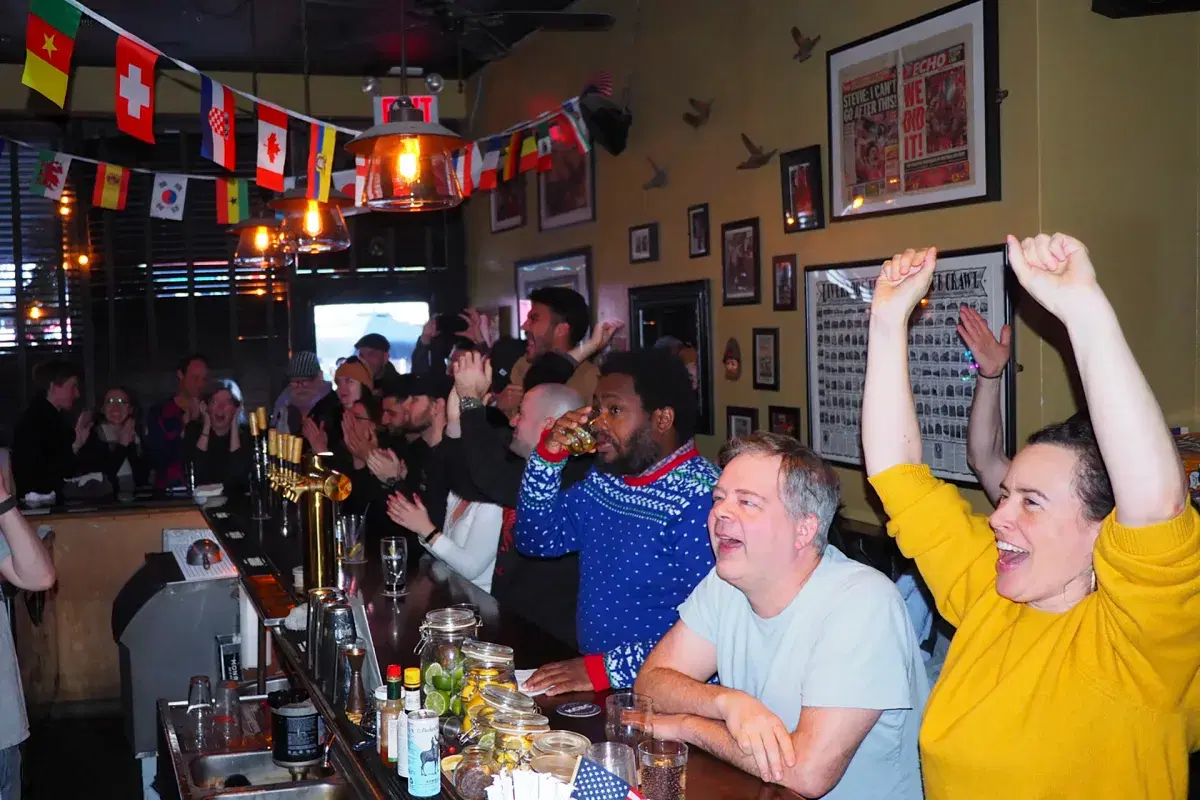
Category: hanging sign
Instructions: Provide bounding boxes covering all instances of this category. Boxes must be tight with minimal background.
[372,95,440,125]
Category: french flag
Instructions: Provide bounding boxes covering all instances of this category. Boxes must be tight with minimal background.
[200,76,236,171]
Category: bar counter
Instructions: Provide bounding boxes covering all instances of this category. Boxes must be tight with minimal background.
[202,500,802,800]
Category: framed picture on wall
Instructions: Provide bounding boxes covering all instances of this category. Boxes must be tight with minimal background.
[721,217,761,306]
[538,128,596,230]
[826,0,1000,221]
[687,203,710,258]
[804,244,1014,485]
[779,145,825,234]
[514,247,593,327]
[727,406,759,441]
[768,406,802,438]
[629,223,660,263]
[752,327,780,391]
[490,176,526,233]
[773,254,798,311]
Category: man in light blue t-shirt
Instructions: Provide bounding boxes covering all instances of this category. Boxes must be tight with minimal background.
[637,433,927,800]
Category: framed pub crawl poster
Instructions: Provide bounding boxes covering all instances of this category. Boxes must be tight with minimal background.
[826,0,1000,221]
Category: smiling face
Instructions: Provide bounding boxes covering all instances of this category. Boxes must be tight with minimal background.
[709,453,808,591]
[989,443,1102,607]
[521,302,561,360]
[102,389,132,425]
[336,375,363,409]
[590,373,668,475]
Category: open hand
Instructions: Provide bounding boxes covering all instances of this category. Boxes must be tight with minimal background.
[715,690,796,784]
[366,449,402,482]
[301,417,328,453]
[524,657,593,695]
[386,492,435,538]
[452,351,492,400]
[1006,233,1100,319]
[579,319,625,360]
[871,247,937,324]
[459,308,486,344]
[541,407,593,457]
[420,317,438,345]
[73,411,93,452]
[957,305,1011,378]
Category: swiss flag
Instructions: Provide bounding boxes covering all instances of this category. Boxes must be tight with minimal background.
[115,36,158,144]
[256,103,288,191]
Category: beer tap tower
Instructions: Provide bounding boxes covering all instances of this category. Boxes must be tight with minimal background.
[286,452,352,592]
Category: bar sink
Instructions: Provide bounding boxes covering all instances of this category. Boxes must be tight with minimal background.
[189,751,335,791]
[200,783,353,800]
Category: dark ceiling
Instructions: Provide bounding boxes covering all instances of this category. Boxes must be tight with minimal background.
[0,0,612,78]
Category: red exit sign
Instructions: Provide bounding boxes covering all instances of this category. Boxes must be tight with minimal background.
[372,95,440,125]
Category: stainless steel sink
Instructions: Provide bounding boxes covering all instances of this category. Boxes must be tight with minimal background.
[189,751,335,790]
[199,782,353,800]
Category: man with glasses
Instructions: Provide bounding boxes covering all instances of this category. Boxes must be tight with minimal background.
[270,351,333,436]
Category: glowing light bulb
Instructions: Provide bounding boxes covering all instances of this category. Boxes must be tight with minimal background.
[59,204,71,216]
[254,227,271,251]
[851,196,865,209]
[77,254,89,266]
[397,138,421,182]
[304,201,322,236]
[28,306,43,320]
[255,288,266,296]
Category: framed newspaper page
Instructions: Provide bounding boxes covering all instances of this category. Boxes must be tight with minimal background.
[803,245,1015,485]
[826,0,1000,222]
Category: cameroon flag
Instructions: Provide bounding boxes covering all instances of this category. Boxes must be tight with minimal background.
[92,163,130,211]
[21,0,82,108]
[216,178,249,225]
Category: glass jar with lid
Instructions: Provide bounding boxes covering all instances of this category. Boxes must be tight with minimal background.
[416,607,480,718]
[464,684,537,737]
[532,730,591,758]
[454,746,498,800]
[460,640,516,717]
[490,712,550,768]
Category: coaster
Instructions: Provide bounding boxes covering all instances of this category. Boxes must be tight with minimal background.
[556,702,601,718]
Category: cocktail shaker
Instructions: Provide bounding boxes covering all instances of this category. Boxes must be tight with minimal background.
[318,602,356,696]
[306,588,341,671]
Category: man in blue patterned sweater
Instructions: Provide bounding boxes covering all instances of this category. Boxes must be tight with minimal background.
[519,349,718,695]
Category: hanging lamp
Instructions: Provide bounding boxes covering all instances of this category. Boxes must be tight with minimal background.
[230,217,286,269]
[270,187,353,254]
[343,0,463,211]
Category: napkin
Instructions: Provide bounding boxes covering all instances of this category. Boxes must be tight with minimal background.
[22,491,55,508]
[516,668,549,698]
[66,472,105,486]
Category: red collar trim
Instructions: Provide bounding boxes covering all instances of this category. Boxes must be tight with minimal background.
[623,444,699,487]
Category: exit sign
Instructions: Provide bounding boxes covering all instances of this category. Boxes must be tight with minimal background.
[372,95,439,125]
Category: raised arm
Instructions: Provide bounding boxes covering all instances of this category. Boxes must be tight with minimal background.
[957,304,1011,505]
[514,410,592,558]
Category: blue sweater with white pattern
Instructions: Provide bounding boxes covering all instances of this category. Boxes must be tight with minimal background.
[516,440,717,689]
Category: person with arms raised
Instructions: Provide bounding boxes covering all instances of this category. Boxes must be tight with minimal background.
[518,349,717,694]
[862,236,1200,799]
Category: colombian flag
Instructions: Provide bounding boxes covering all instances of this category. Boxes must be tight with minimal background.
[216,178,249,225]
[307,123,336,203]
[21,0,82,108]
[92,163,130,210]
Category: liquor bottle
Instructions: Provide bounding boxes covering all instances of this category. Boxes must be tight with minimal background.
[379,665,404,768]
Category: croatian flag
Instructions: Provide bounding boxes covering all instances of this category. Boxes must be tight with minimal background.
[200,76,236,170]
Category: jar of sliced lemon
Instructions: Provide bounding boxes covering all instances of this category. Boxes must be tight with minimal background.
[460,640,516,722]
[489,712,550,768]
[465,684,537,738]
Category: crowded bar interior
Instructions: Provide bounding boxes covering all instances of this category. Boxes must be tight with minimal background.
[1,0,1200,797]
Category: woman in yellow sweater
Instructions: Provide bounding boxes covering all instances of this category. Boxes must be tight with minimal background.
[862,234,1200,799]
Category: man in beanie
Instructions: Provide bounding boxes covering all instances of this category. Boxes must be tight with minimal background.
[355,333,401,385]
[270,351,333,435]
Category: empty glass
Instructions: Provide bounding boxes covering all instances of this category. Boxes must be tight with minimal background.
[585,741,638,786]
[637,739,688,800]
[213,680,242,751]
[185,675,214,753]
[381,536,408,598]
[605,692,654,746]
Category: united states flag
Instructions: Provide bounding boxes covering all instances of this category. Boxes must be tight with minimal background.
[571,758,644,800]
[584,71,613,98]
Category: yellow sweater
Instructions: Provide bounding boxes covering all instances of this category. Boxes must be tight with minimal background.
[869,464,1200,800]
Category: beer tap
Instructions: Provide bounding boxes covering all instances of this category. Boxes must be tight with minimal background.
[249,408,271,521]
[290,452,352,591]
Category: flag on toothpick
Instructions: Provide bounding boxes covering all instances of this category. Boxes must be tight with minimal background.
[518,128,538,173]
[502,130,521,182]
[570,757,644,800]
[92,163,131,211]
[354,155,368,207]
[306,123,336,202]
[200,76,237,170]
[559,99,591,154]
[28,150,72,200]
[149,173,188,221]
[256,103,288,191]
[216,178,249,225]
[453,149,471,198]
[536,121,553,173]
[114,36,158,143]
[477,138,501,191]
[21,0,81,108]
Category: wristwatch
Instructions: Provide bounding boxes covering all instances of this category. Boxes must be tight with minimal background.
[423,528,441,544]
[459,396,484,413]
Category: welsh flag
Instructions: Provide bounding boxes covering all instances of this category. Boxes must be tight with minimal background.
[29,150,72,200]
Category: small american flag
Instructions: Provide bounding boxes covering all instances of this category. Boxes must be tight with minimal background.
[585,71,613,97]
[571,757,644,800]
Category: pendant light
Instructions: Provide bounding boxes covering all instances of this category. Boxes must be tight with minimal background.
[231,217,286,269]
[343,0,463,211]
[270,187,353,254]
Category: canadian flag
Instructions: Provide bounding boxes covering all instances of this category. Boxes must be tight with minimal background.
[115,36,158,144]
[256,103,288,191]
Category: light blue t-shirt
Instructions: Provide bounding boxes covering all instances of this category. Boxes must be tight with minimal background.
[678,545,928,800]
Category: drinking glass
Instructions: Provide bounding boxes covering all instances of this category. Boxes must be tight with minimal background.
[338,512,368,563]
[585,741,638,786]
[637,739,688,800]
[605,692,654,746]
[380,536,408,598]
[213,680,242,751]
[185,676,214,753]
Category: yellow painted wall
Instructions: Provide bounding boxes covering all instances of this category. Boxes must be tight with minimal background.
[0,64,467,120]
[471,0,1195,523]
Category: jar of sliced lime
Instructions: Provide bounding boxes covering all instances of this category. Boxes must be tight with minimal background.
[416,607,480,718]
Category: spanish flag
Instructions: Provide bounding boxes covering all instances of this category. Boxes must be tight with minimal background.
[307,123,336,202]
[92,163,130,211]
[21,0,82,108]
[501,130,521,183]
[216,178,249,224]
